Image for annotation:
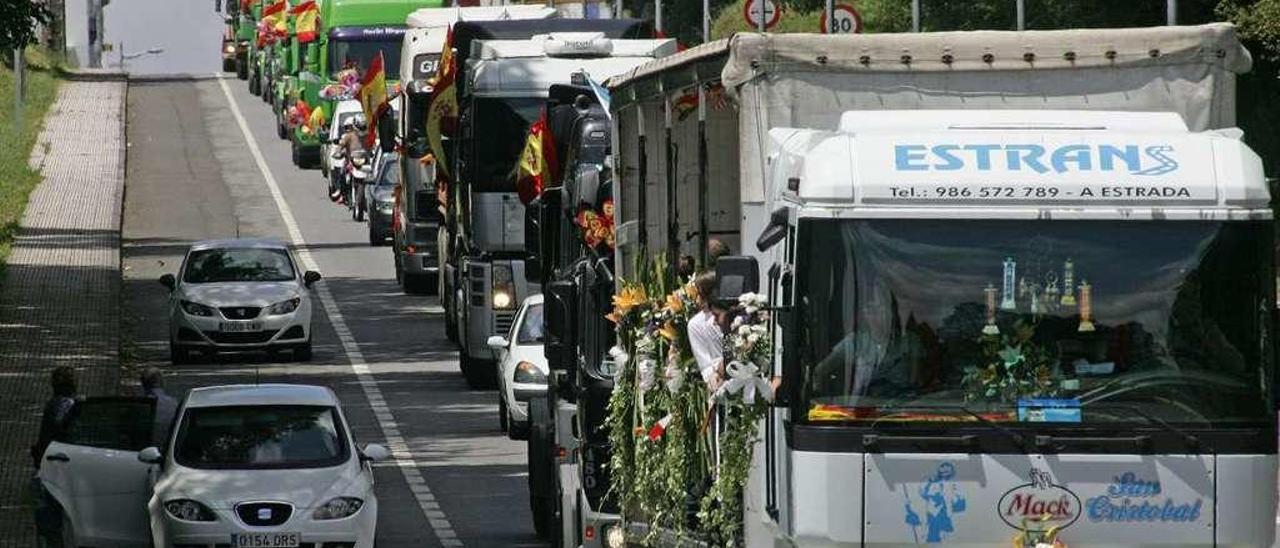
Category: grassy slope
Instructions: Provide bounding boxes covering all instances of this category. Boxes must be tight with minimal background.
[0,48,60,279]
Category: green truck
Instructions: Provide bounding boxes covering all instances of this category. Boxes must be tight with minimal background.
[219,0,258,79]
[288,0,445,168]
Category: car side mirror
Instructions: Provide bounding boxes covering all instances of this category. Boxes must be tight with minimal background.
[715,256,760,304]
[361,443,390,462]
[158,273,176,291]
[487,335,509,350]
[138,446,163,464]
[303,271,322,287]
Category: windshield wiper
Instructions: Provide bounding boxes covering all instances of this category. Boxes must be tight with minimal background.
[864,404,1027,452]
[958,405,1027,451]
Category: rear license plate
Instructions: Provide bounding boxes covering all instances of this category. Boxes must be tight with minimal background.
[219,321,263,333]
[231,532,300,548]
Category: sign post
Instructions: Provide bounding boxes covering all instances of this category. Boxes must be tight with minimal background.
[743,0,780,31]
[820,3,862,34]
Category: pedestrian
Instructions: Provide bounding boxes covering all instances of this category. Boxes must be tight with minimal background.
[677,255,696,279]
[31,366,78,547]
[140,368,179,448]
[687,271,727,391]
[707,238,730,264]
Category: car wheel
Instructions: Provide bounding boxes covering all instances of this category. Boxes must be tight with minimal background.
[169,341,190,365]
[295,341,313,362]
[498,395,509,433]
[58,511,75,548]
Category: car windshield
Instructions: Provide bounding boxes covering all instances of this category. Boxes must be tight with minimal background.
[329,38,403,79]
[376,155,400,186]
[469,97,544,193]
[183,247,296,283]
[174,405,348,469]
[797,219,1274,428]
[517,303,545,345]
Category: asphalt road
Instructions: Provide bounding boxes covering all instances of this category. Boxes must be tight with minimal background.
[121,78,542,548]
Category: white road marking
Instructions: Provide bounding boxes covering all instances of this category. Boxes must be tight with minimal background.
[217,76,464,548]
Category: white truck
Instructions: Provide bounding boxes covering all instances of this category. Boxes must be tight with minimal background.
[598,24,1275,546]
[392,5,558,294]
[447,28,676,388]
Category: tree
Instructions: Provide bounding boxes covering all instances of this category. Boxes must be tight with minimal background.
[0,0,52,53]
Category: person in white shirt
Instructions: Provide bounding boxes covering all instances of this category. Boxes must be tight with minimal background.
[687,271,727,391]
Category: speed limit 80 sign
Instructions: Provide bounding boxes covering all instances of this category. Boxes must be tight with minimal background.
[821,3,863,34]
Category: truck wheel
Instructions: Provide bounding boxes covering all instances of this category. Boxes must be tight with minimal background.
[460,353,495,389]
[527,397,555,540]
[249,72,260,96]
[291,138,301,167]
[276,110,288,140]
[236,57,248,80]
[508,417,530,441]
[531,495,552,541]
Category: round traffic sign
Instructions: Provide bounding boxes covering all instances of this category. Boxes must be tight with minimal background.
[743,0,781,30]
[820,3,862,34]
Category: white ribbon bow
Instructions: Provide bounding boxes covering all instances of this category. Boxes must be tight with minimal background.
[716,360,774,405]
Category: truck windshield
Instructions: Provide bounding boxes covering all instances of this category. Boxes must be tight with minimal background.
[797,219,1274,428]
[329,38,403,79]
[469,96,544,193]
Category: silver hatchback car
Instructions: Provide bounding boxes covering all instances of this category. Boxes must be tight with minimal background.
[160,239,320,363]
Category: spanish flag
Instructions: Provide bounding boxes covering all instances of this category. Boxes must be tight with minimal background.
[516,109,558,205]
[358,52,388,148]
[259,0,287,44]
[292,0,319,43]
[426,26,459,178]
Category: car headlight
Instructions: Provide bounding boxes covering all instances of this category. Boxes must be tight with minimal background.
[180,300,215,317]
[164,499,217,522]
[312,497,364,520]
[266,297,301,315]
[514,361,547,384]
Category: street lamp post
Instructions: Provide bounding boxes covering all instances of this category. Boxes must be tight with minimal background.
[1016,0,1025,30]
[911,0,920,32]
[14,49,24,132]
[119,43,165,73]
[1167,0,1177,25]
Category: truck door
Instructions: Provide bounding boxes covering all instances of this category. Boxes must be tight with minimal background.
[38,397,157,546]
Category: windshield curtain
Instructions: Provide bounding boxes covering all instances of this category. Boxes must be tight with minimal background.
[174,405,348,469]
[183,248,296,283]
[797,219,1274,427]
[468,97,544,193]
[329,39,403,79]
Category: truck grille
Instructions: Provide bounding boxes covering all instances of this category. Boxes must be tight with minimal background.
[495,311,516,335]
[411,225,436,246]
[414,190,435,219]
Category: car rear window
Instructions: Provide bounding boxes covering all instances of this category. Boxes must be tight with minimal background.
[174,405,349,469]
[183,247,296,283]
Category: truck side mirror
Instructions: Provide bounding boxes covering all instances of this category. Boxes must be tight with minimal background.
[714,255,760,304]
[756,207,789,252]
[538,189,563,284]
[378,111,396,154]
[575,166,601,209]
[544,280,577,374]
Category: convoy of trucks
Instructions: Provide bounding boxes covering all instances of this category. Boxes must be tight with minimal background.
[222,4,1280,545]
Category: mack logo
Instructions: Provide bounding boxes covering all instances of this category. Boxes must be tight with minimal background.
[998,468,1082,530]
[895,144,1178,176]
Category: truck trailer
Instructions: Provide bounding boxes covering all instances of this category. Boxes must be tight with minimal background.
[591,24,1273,547]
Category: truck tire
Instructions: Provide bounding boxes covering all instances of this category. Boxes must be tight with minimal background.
[276,109,288,140]
[460,352,495,389]
[527,396,555,540]
[402,273,430,295]
[236,57,248,80]
[249,71,260,96]
[291,138,301,167]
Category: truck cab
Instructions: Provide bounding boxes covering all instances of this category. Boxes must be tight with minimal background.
[392,5,557,295]
[447,26,674,389]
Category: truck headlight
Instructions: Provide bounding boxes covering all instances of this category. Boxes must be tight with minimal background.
[603,524,626,548]
[180,300,215,317]
[492,264,516,310]
[312,497,364,520]
[224,44,236,54]
[514,361,547,384]
[164,499,217,522]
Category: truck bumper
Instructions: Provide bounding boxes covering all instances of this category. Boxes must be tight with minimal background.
[399,251,438,275]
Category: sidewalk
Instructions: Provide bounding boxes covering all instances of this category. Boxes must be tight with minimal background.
[0,80,127,543]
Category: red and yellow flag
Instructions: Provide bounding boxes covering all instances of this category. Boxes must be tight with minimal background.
[358,52,388,149]
[258,0,287,45]
[516,109,558,205]
[426,25,459,178]
[291,0,319,43]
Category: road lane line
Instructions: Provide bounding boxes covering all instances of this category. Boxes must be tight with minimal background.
[217,76,464,548]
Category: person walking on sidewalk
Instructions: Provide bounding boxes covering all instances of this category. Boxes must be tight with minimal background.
[140,367,178,447]
[31,366,79,547]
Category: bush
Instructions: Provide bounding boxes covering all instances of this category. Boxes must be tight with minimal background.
[0,48,61,279]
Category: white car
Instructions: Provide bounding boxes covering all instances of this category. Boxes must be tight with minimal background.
[161,239,319,364]
[487,294,548,440]
[37,384,388,548]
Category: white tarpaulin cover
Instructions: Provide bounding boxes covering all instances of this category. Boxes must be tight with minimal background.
[720,24,1251,202]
